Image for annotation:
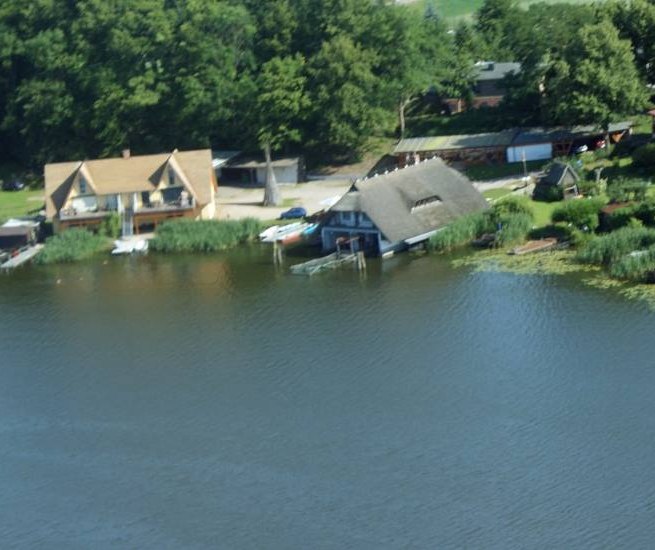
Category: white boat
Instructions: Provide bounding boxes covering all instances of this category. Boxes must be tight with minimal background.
[111,239,149,255]
[259,222,307,243]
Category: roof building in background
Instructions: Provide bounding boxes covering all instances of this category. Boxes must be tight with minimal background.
[393,122,633,167]
[393,131,518,165]
[45,149,217,235]
[214,151,304,186]
[321,157,488,256]
[444,61,522,114]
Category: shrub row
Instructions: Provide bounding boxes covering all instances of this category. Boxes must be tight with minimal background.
[149,218,263,253]
[551,198,606,231]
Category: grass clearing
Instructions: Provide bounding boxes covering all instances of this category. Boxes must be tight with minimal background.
[404,0,607,21]
[0,189,45,224]
[466,160,547,181]
[482,188,514,201]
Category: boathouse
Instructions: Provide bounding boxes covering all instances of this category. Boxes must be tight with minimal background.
[321,157,488,256]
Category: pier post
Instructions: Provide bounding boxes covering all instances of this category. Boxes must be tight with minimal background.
[273,240,284,266]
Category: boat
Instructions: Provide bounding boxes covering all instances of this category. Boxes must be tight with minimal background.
[509,238,557,255]
[259,222,314,244]
[111,238,149,255]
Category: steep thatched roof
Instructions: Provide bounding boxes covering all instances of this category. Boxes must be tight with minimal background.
[330,157,488,243]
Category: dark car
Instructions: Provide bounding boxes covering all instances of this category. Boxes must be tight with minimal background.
[279,207,307,219]
[2,180,25,191]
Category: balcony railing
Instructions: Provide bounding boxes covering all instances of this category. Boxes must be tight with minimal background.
[59,199,195,221]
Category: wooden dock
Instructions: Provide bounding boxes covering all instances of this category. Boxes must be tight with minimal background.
[290,251,366,276]
[0,244,43,270]
[509,238,557,256]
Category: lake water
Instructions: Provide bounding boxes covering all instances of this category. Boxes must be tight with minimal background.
[1,248,655,549]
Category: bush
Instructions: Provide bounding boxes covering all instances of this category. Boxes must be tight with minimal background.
[494,213,534,247]
[532,184,563,202]
[576,226,655,266]
[35,228,110,264]
[528,224,575,241]
[551,198,606,231]
[607,179,649,203]
[149,218,263,253]
[99,212,120,239]
[633,199,655,227]
[632,143,655,168]
[577,178,602,197]
[602,205,637,232]
[490,196,534,220]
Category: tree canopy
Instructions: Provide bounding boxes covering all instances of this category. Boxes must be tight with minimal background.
[0,0,651,171]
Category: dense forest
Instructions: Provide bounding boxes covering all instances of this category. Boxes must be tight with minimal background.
[0,0,652,169]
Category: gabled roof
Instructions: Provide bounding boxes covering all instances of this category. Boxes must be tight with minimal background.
[540,161,579,187]
[45,149,214,217]
[330,158,489,243]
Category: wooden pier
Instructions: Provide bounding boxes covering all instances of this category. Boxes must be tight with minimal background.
[0,244,43,270]
[290,251,366,276]
[290,237,366,276]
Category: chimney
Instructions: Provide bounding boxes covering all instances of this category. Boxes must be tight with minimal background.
[122,148,131,159]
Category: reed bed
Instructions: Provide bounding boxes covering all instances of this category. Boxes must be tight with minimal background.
[149,218,263,253]
[35,229,110,265]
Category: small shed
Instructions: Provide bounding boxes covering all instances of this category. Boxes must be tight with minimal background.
[534,161,580,200]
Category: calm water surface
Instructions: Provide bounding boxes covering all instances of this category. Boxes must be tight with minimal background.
[1,248,655,549]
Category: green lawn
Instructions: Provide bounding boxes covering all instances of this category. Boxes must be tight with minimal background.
[405,0,605,21]
[529,199,561,227]
[465,160,548,181]
[0,189,45,224]
[482,187,513,201]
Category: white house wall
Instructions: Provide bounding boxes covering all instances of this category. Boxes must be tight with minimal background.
[507,143,552,163]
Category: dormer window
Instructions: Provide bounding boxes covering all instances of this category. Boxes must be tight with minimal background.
[79,175,88,195]
[412,195,441,211]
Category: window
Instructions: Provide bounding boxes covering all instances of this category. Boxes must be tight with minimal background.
[168,169,176,187]
[79,175,87,195]
[412,195,441,211]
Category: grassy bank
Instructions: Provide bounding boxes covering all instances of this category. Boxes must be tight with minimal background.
[149,218,263,254]
[35,229,110,265]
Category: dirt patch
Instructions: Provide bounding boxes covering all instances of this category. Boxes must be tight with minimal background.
[216,180,352,221]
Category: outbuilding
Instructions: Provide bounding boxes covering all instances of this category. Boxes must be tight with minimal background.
[393,130,518,167]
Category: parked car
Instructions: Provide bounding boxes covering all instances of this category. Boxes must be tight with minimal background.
[279,207,307,219]
[2,180,25,191]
